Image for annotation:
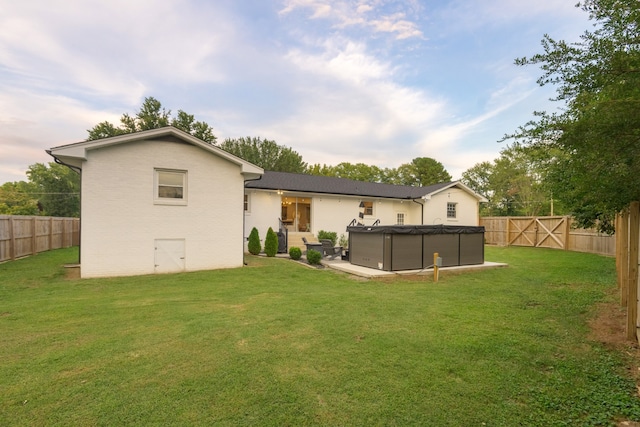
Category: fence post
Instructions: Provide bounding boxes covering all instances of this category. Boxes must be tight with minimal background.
[619,210,630,307]
[505,217,511,247]
[31,217,37,255]
[9,216,16,260]
[49,217,54,251]
[626,201,639,342]
[563,216,570,250]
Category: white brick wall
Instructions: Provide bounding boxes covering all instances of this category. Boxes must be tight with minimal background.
[80,138,245,278]
[244,188,481,243]
[424,188,480,225]
[243,190,281,244]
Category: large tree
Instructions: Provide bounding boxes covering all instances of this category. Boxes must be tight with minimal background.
[463,146,559,217]
[307,158,452,186]
[506,0,640,232]
[307,162,387,182]
[392,157,452,187]
[0,181,39,215]
[26,162,80,217]
[87,97,216,143]
[219,137,307,173]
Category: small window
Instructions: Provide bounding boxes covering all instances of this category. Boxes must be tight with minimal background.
[155,169,187,205]
[397,213,405,225]
[447,202,457,218]
[362,201,374,216]
[244,194,250,212]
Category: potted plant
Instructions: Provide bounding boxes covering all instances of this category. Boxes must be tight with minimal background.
[339,233,349,261]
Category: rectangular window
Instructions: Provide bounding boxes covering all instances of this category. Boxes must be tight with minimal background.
[244,194,249,212]
[155,169,187,205]
[447,202,457,218]
[363,201,374,216]
[397,213,405,225]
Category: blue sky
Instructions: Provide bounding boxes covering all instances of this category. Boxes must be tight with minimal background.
[0,0,590,184]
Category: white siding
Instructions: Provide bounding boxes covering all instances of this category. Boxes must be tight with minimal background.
[243,190,281,248]
[245,193,425,239]
[424,188,480,226]
[245,186,481,241]
[80,138,245,278]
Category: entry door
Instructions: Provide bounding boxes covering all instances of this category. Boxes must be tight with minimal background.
[154,239,185,273]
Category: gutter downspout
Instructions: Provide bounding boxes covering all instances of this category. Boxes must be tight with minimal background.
[46,150,82,265]
[411,198,424,225]
[243,175,263,265]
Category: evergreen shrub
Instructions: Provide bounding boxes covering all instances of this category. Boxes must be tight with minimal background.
[264,227,278,257]
[307,249,322,265]
[248,227,261,255]
[317,230,337,246]
[289,247,302,260]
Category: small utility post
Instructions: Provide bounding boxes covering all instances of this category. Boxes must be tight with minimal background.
[433,252,439,282]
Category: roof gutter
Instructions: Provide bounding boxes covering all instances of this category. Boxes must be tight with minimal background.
[46,149,81,174]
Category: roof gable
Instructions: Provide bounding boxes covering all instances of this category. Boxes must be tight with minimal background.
[246,171,486,201]
[48,127,263,177]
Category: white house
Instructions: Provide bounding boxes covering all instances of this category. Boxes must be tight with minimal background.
[48,127,263,278]
[244,171,487,250]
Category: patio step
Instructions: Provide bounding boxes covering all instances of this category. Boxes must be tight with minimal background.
[286,232,316,251]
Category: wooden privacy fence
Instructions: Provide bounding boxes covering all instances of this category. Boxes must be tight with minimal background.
[616,203,640,342]
[0,215,79,262]
[480,216,616,256]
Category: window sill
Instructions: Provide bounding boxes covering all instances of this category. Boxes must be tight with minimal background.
[154,199,188,206]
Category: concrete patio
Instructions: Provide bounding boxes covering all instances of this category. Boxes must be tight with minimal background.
[322,257,508,278]
[274,253,508,279]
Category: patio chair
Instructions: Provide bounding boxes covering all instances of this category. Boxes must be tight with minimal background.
[320,239,343,260]
[302,237,322,255]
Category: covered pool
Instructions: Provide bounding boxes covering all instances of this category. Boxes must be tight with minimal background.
[346,224,485,271]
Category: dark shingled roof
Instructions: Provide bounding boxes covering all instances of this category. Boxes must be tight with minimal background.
[245,171,454,199]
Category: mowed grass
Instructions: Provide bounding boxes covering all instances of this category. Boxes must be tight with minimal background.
[1,247,640,426]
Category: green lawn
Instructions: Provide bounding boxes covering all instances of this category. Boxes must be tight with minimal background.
[1,246,639,426]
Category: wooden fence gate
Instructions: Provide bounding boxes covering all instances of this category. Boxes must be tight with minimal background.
[506,216,569,249]
[481,216,616,256]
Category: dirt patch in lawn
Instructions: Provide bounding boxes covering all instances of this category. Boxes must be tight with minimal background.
[589,299,633,348]
[588,296,640,427]
[588,298,640,374]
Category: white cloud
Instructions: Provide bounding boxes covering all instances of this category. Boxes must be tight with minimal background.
[0,0,592,185]
[0,0,233,102]
[287,39,394,84]
[250,36,450,168]
[0,87,125,182]
[279,0,423,40]
[368,13,423,40]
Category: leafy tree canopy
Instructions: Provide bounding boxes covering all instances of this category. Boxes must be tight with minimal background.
[87,97,216,143]
[504,0,640,232]
[393,157,452,187]
[0,181,39,215]
[307,157,451,187]
[307,162,388,182]
[220,137,307,173]
[462,146,565,217]
[26,162,80,217]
